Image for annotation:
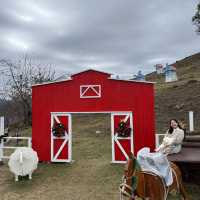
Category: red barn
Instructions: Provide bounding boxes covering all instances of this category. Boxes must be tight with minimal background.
[32,69,155,163]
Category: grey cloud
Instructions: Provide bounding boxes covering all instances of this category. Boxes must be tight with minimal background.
[0,0,199,76]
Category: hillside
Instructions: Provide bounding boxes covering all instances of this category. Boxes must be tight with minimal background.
[146,52,200,134]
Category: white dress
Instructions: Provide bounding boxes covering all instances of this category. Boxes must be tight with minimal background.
[158,127,184,155]
[137,147,173,186]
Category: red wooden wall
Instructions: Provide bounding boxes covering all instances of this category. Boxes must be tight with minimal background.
[32,69,155,161]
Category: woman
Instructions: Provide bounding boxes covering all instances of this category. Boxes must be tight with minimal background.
[155,119,185,155]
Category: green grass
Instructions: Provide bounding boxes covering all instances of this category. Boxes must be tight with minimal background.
[0,114,199,200]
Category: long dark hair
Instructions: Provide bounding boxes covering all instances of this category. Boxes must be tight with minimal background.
[168,119,184,134]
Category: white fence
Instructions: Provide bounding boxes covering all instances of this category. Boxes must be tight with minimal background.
[0,116,32,161]
[0,137,32,161]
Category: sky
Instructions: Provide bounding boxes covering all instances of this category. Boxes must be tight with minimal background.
[0,0,199,77]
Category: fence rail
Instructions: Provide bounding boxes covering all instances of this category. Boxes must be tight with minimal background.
[0,137,32,161]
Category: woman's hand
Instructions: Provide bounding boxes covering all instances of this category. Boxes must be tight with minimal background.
[155,147,160,152]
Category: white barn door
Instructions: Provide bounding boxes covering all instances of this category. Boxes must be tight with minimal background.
[51,113,72,162]
[111,112,133,163]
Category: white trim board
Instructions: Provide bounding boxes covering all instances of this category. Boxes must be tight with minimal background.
[51,111,132,114]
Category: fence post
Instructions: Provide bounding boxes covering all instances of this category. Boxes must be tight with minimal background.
[155,134,159,148]
[0,117,4,136]
[189,111,194,132]
[0,139,4,163]
[0,140,2,163]
[0,117,4,163]
[28,138,32,148]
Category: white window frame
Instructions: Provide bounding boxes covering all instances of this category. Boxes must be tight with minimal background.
[80,85,101,98]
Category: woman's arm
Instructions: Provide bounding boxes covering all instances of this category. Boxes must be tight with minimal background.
[166,128,184,146]
[173,129,184,144]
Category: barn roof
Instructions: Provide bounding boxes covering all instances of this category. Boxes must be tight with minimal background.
[32,69,155,87]
[71,69,112,77]
[109,78,155,84]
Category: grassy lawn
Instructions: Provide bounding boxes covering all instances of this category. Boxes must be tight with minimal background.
[0,114,199,200]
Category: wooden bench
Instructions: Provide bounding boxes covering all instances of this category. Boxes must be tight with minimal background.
[168,147,200,163]
[168,135,200,163]
[167,135,200,182]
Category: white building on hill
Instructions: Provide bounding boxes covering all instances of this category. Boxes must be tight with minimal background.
[155,64,164,74]
[165,64,178,82]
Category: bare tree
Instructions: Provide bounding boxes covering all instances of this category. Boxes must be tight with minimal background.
[192,2,200,33]
[0,56,55,126]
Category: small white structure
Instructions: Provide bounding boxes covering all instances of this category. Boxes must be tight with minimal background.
[8,147,38,181]
[165,64,178,82]
[155,64,164,74]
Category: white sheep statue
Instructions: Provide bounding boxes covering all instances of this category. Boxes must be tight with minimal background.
[8,147,39,181]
